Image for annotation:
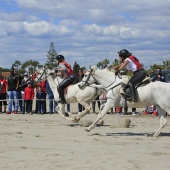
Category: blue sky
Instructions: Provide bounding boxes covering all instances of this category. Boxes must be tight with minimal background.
[0,0,170,69]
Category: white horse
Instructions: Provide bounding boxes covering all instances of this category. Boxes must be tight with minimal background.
[78,66,170,137]
[34,67,104,122]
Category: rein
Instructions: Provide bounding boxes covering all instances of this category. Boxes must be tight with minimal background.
[81,70,93,86]
[82,70,122,90]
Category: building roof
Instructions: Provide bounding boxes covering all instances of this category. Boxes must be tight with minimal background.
[1,72,10,78]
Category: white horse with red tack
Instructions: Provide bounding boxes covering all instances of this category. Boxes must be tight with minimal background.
[34,67,105,122]
[78,66,170,137]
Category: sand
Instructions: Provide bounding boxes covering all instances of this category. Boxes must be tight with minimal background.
[0,103,170,170]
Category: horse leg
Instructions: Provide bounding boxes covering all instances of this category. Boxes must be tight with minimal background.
[153,105,167,137]
[71,101,91,123]
[85,99,114,132]
[56,104,73,121]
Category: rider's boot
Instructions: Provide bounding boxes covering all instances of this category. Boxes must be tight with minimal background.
[57,87,66,104]
[129,82,138,102]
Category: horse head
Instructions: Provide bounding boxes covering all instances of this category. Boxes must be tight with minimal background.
[79,65,126,91]
[34,65,54,83]
[78,66,98,88]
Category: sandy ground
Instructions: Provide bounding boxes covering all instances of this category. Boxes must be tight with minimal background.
[0,103,170,170]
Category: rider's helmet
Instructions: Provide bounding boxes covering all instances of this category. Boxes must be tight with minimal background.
[117,49,129,59]
[55,55,65,62]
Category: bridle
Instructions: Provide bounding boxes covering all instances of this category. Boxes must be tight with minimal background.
[35,68,51,82]
[81,70,99,86]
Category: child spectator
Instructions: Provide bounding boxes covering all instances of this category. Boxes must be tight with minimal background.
[36,85,46,114]
[24,81,34,114]
[143,105,158,116]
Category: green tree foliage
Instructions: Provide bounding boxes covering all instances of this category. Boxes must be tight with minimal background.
[0,67,10,72]
[21,60,39,74]
[163,60,170,70]
[96,59,110,69]
[13,60,22,71]
[46,42,58,69]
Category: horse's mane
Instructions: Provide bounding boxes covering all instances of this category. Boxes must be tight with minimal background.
[90,66,130,81]
[90,65,115,73]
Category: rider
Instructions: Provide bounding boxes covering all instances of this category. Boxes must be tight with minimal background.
[114,49,146,102]
[54,55,75,104]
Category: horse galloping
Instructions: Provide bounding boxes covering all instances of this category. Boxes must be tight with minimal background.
[34,67,104,122]
[78,66,170,137]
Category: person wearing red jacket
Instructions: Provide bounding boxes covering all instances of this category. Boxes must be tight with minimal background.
[114,49,146,102]
[0,73,8,113]
[32,71,47,113]
[24,81,34,114]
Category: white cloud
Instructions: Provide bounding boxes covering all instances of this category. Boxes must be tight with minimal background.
[0,0,170,69]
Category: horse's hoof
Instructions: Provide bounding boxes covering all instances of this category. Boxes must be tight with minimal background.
[85,128,91,132]
[75,117,81,123]
[72,117,80,123]
[64,112,69,117]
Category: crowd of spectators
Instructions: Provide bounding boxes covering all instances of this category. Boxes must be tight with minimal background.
[0,67,169,116]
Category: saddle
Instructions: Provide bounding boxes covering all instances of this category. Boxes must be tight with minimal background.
[120,76,150,101]
[64,84,73,95]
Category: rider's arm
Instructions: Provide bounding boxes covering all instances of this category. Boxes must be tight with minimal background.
[117,60,129,71]
[113,64,122,70]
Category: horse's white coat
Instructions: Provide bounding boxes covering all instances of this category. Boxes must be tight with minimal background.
[34,67,103,122]
[79,66,170,137]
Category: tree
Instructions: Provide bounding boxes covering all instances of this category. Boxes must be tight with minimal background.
[13,60,22,71]
[96,62,102,69]
[73,61,80,83]
[96,59,110,69]
[21,60,39,74]
[163,60,170,70]
[102,59,110,68]
[46,42,58,69]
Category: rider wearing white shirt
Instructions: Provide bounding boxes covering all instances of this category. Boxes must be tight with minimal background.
[114,49,146,102]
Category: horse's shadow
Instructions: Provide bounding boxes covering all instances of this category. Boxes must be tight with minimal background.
[90,132,170,137]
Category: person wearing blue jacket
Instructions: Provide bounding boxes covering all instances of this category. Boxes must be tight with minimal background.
[46,80,57,114]
[36,85,46,114]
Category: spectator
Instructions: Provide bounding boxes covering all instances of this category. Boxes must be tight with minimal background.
[21,72,31,114]
[132,108,138,115]
[152,68,165,82]
[92,95,101,114]
[46,80,57,114]
[6,68,19,114]
[77,68,85,112]
[67,103,72,115]
[32,71,47,113]
[24,81,34,114]
[0,73,7,113]
[124,107,138,115]
[14,69,23,113]
[115,106,123,115]
[36,85,46,114]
